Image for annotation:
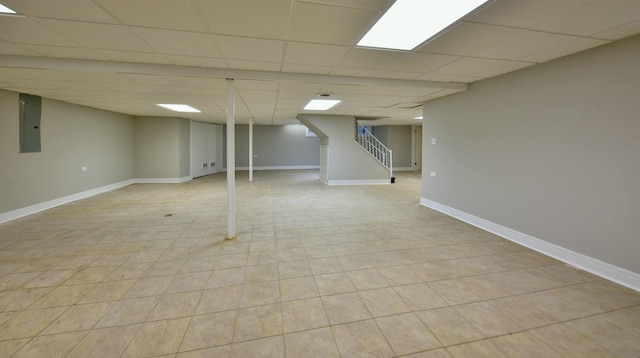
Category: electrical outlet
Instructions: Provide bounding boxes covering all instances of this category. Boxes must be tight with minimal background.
[431,138,437,145]
[81,166,87,171]
[430,172,436,177]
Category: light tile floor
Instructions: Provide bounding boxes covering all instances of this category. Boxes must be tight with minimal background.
[0,170,638,357]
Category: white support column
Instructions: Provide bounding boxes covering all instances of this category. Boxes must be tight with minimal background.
[249,118,253,182]
[225,79,236,241]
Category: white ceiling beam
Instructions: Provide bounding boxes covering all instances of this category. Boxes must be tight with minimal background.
[0,55,467,91]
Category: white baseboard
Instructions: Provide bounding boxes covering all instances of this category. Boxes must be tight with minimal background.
[0,177,197,224]
[0,179,136,224]
[225,165,320,171]
[135,176,192,184]
[392,167,414,172]
[327,179,390,186]
[420,198,640,292]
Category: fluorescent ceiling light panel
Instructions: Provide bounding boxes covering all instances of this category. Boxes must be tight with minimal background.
[304,99,341,111]
[157,104,201,113]
[414,116,423,119]
[357,0,492,50]
[0,3,17,14]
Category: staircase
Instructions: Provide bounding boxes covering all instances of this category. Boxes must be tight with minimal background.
[354,120,394,182]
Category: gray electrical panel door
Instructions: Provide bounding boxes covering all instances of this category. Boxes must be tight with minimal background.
[19,93,42,153]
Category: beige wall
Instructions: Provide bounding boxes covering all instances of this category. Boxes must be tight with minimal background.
[421,35,640,274]
[179,118,191,178]
[373,125,412,168]
[0,89,134,214]
[134,116,190,179]
[191,121,222,178]
[231,124,320,168]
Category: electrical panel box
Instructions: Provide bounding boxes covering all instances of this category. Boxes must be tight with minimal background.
[19,93,42,153]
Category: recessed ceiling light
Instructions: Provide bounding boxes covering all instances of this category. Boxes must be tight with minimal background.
[157,104,201,113]
[0,3,17,14]
[357,0,493,51]
[414,116,423,119]
[304,99,341,111]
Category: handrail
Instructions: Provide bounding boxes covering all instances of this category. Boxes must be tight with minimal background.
[354,120,394,181]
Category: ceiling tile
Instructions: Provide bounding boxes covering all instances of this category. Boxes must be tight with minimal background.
[473,61,534,77]
[276,98,308,108]
[0,0,636,126]
[284,42,350,66]
[131,28,221,58]
[54,71,137,84]
[432,57,524,76]
[391,87,446,97]
[93,0,207,32]
[427,88,468,99]
[99,83,152,93]
[179,77,228,90]
[236,80,279,91]
[300,0,390,10]
[150,85,209,95]
[214,36,284,62]
[418,22,525,56]
[336,48,459,73]
[237,90,278,104]
[0,42,40,56]
[164,55,228,68]
[534,0,640,37]
[1,0,118,23]
[36,19,155,52]
[593,19,640,40]
[0,68,120,83]
[0,17,79,46]
[282,63,333,74]
[370,70,423,80]
[278,82,324,93]
[288,2,379,45]
[225,60,282,72]
[21,45,108,60]
[472,31,584,60]
[124,74,189,86]
[468,0,596,28]
[0,79,104,91]
[319,84,399,95]
[329,67,421,80]
[346,94,386,103]
[449,75,487,83]
[193,0,291,39]
[413,73,471,82]
[96,50,171,64]
[519,38,609,63]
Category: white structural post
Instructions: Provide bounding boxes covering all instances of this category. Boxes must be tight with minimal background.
[249,118,253,182]
[225,78,236,241]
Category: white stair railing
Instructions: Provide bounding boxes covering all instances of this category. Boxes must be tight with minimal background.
[354,120,393,182]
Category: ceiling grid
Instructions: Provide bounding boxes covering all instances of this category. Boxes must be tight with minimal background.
[0,0,638,124]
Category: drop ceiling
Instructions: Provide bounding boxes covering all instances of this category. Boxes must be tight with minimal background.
[0,0,638,125]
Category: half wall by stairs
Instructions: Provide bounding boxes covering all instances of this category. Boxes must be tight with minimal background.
[297,114,391,185]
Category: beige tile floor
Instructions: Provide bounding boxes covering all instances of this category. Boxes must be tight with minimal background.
[0,170,638,357]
